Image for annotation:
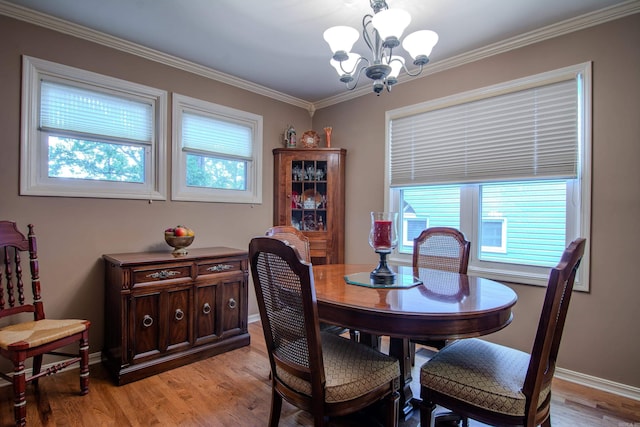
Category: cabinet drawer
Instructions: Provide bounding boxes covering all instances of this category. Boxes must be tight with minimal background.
[197,260,243,276]
[132,264,192,286]
[309,239,327,257]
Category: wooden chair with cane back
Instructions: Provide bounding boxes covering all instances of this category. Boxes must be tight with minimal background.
[249,236,401,427]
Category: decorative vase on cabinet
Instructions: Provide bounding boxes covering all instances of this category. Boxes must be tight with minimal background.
[273,148,346,264]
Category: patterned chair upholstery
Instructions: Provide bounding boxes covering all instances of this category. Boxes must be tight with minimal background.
[419,238,586,427]
[249,236,400,427]
[0,221,90,426]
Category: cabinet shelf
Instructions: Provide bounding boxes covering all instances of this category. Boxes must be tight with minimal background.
[273,148,346,264]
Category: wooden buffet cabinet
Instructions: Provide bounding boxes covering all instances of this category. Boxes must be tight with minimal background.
[102,247,249,385]
[273,148,346,264]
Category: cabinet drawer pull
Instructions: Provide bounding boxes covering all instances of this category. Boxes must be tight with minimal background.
[175,308,184,321]
[207,264,233,272]
[202,302,212,315]
[146,270,180,279]
[142,315,154,328]
[228,298,237,309]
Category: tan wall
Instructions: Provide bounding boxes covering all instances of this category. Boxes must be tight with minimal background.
[1,11,639,390]
[313,13,640,388]
[0,16,311,358]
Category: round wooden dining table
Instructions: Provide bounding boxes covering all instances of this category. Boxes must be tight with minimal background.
[312,263,518,415]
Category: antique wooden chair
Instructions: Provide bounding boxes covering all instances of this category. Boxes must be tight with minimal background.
[411,227,471,360]
[265,226,347,336]
[419,237,586,427]
[0,221,90,426]
[265,226,312,263]
[249,236,400,427]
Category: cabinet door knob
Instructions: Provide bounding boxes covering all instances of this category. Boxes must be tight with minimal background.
[202,302,212,315]
[228,298,237,309]
[174,308,185,321]
[142,314,154,328]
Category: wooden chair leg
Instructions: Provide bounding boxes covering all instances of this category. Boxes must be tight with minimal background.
[269,388,283,427]
[13,358,27,427]
[386,390,400,427]
[80,333,90,394]
[419,397,436,427]
[410,341,416,366]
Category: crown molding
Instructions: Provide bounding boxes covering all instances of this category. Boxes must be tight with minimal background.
[1,0,638,113]
[0,0,313,111]
[313,0,640,110]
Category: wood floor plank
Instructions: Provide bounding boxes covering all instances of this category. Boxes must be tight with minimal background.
[0,322,637,426]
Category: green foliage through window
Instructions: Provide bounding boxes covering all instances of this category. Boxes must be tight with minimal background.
[48,136,144,183]
[186,153,246,190]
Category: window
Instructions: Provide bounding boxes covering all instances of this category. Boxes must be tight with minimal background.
[172,94,263,203]
[387,63,591,290]
[21,56,167,199]
[481,217,507,254]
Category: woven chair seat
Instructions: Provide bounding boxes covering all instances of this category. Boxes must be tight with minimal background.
[277,332,400,403]
[0,319,88,350]
[420,338,551,416]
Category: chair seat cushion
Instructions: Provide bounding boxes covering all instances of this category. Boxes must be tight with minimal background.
[277,332,400,403]
[420,338,550,416]
[0,319,88,350]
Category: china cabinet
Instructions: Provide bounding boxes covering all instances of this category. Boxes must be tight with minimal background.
[273,148,346,264]
[102,247,249,385]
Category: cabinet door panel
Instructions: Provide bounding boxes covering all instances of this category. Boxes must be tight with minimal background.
[195,283,218,344]
[130,292,160,360]
[221,279,242,337]
[166,288,191,351]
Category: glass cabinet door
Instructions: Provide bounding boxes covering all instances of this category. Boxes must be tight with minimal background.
[290,159,327,231]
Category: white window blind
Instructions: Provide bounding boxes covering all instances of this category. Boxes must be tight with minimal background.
[40,80,153,143]
[389,79,578,187]
[182,112,252,159]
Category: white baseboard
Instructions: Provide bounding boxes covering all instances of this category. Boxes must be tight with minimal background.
[555,367,640,401]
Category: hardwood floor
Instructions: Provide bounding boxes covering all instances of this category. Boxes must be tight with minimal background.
[0,322,638,426]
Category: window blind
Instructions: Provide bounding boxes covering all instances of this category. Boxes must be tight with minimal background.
[40,80,153,143]
[389,79,578,187]
[182,111,252,159]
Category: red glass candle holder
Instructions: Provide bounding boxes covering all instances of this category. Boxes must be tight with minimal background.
[368,212,398,284]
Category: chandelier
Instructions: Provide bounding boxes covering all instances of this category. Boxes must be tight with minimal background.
[323,0,438,95]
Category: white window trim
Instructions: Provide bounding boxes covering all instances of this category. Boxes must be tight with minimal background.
[480,217,507,254]
[385,63,592,291]
[20,56,168,200]
[171,94,263,204]
[401,217,429,249]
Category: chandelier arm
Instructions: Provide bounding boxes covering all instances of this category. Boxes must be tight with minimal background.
[362,14,375,53]
[403,62,425,77]
[345,63,369,91]
[339,55,370,75]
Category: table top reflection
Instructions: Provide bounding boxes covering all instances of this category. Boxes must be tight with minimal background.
[312,264,518,341]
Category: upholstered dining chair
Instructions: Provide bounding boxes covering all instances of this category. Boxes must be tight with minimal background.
[410,227,471,361]
[0,221,90,427]
[419,237,586,427]
[249,236,400,427]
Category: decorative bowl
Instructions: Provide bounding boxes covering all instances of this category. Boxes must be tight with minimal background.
[165,235,194,255]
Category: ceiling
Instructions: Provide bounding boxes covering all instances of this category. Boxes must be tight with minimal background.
[1,0,635,104]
